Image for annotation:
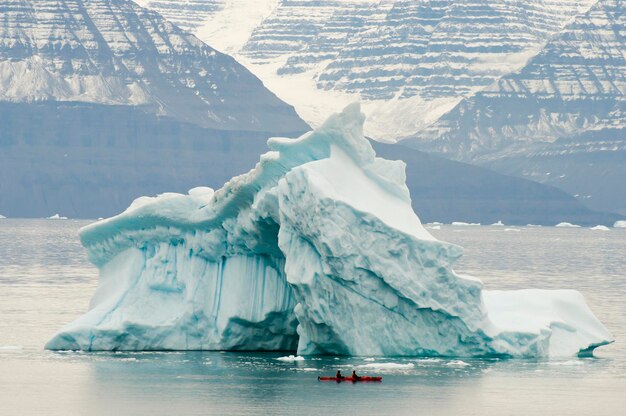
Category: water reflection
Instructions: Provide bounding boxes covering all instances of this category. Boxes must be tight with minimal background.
[82,352,491,415]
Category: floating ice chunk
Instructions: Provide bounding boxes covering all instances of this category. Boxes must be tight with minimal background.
[276,355,305,362]
[0,214,6,219]
[427,225,441,230]
[355,363,414,371]
[590,225,610,231]
[47,214,68,220]
[614,220,626,228]
[504,228,521,232]
[451,221,481,226]
[555,222,581,228]
[0,345,22,351]
[491,220,504,226]
[445,360,470,367]
[47,104,613,358]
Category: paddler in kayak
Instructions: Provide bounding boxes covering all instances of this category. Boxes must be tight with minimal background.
[336,370,344,379]
[351,370,361,380]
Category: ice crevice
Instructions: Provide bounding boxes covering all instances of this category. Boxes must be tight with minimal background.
[46,103,613,358]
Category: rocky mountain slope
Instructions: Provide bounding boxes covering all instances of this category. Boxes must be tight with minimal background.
[134,0,625,216]
[406,0,626,215]
[1,0,620,222]
[0,0,305,132]
[0,0,308,218]
[138,0,597,139]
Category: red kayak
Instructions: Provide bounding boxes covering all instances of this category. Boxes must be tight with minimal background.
[318,376,382,382]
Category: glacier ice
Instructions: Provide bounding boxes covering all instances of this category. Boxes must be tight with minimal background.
[46,104,613,357]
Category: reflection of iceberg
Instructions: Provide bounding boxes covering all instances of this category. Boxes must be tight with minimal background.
[46,104,612,357]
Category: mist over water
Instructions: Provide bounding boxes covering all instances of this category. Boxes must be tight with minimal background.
[1,220,624,415]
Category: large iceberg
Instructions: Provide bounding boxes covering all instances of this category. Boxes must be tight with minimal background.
[47,104,613,357]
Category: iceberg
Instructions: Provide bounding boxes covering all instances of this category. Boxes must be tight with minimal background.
[46,104,613,357]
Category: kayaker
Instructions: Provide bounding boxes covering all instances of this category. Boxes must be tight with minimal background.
[336,370,344,379]
[352,370,360,380]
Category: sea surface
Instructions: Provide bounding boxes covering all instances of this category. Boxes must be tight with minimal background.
[0,219,624,416]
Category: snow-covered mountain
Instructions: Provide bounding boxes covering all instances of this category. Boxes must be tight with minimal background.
[0,0,308,219]
[406,0,626,215]
[0,0,305,132]
[1,0,620,221]
[138,0,624,215]
[136,0,596,139]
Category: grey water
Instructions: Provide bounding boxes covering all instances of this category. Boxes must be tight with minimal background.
[0,219,625,416]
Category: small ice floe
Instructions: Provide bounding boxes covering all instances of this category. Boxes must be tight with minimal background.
[590,225,610,231]
[47,214,68,220]
[555,222,580,228]
[526,224,542,227]
[547,360,585,366]
[355,362,414,371]
[414,358,442,363]
[427,225,441,230]
[504,228,521,232]
[451,222,480,226]
[0,345,23,351]
[0,214,6,219]
[275,355,305,362]
[491,220,504,226]
[614,220,626,228]
[445,360,470,367]
[297,368,318,372]
[427,222,443,226]
[364,357,376,362]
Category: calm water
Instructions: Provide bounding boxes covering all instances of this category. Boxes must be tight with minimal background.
[0,219,625,416]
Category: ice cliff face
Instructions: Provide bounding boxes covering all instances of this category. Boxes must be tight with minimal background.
[0,0,304,132]
[47,105,613,357]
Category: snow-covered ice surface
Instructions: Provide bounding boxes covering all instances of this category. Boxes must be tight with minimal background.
[614,221,626,228]
[46,105,612,357]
